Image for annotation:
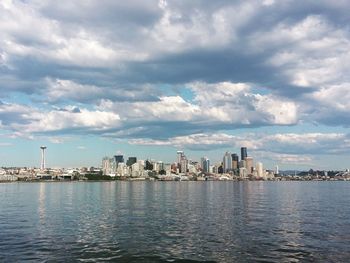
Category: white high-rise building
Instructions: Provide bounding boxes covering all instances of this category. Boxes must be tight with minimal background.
[256,162,263,178]
[117,162,128,176]
[102,157,117,175]
[131,162,144,177]
[239,167,247,178]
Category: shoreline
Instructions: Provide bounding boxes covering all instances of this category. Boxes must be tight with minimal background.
[1,179,349,184]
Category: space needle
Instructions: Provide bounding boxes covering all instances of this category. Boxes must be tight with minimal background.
[40,146,47,170]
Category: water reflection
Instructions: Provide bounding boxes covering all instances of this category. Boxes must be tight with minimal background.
[0,182,350,262]
[38,183,46,223]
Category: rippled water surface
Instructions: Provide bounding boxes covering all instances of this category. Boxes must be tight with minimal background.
[1,181,350,262]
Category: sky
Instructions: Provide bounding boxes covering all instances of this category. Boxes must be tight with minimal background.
[1,0,350,170]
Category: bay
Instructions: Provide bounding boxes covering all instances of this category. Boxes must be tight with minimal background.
[0,181,349,262]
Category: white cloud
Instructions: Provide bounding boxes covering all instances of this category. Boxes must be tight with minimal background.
[96,81,298,133]
[1,0,350,168]
[311,83,350,111]
[190,82,298,125]
[22,109,121,133]
[0,100,121,135]
[0,0,149,67]
[129,132,350,155]
[259,15,350,88]
[271,153,313,165]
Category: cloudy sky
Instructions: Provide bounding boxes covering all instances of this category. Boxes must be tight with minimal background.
[1,0,350,169]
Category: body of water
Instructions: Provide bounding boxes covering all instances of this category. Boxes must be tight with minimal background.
[0,181,349,262]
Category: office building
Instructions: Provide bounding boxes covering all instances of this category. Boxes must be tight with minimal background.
[126,157,137,167]
[114,155,124,164]
[241,147,247,161]
[223,152,232,173]
[231,153,239,169]
[256,162,263,178]
[245,156,254,174]
[201,157,210,173]
[102,157,117,175]
[177,151,184,166]
[180,157,188,174]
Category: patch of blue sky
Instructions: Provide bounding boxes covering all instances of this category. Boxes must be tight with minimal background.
[3,92,35,105]
[157,84,196,102]
[250,84,271,96]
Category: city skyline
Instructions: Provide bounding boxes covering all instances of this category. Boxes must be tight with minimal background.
[1,1,350,170]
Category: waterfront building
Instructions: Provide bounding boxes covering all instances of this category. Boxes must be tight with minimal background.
[239,160,246,169]
[245,157,254,175]
[239,167,247,178]
[231,154,239,169]
[209,165,214,173]
[126,157,137,167]
[180,156,188,174]
[223,152,232,173]
[241,147,247,161]
[201,157,210,173]
[102,157,117,175]
[256,162,263,178]
[164,163,172,175]
[158,161,165,172]
[131,162,144,177]
[177,151,184,166]
[114,155,124,167]
[275,165,279,175]
[188,163,197,173]
[117,162,128,176]
[171,163,178,173]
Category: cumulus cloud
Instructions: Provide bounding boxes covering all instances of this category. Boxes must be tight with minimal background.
[0,80,298,140]
[129,132,350,156]
[93,81,299,138]
[1,0,350,167]
[45,78,160,103]
[128,131,347,168]
[0,100,121,136]
[269,153,314,165]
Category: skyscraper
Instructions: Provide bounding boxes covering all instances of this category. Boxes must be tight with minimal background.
[113,155,124,171]
[180,156,188,174]
[201,157,210,173]
[231,153,239,170]
[126,157,137,166]
[241,147,247,161]
[256,162,263,178]
[245,156,254,174]
[114,155,124,164]
[223,152,232,173]
[177,151,184,166]
[102,157,117,175]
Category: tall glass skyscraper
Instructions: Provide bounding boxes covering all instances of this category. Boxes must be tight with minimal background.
[241,147,247,161]
[223,152,232,173]
[114,155,124,169]
[201,157,210,173]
